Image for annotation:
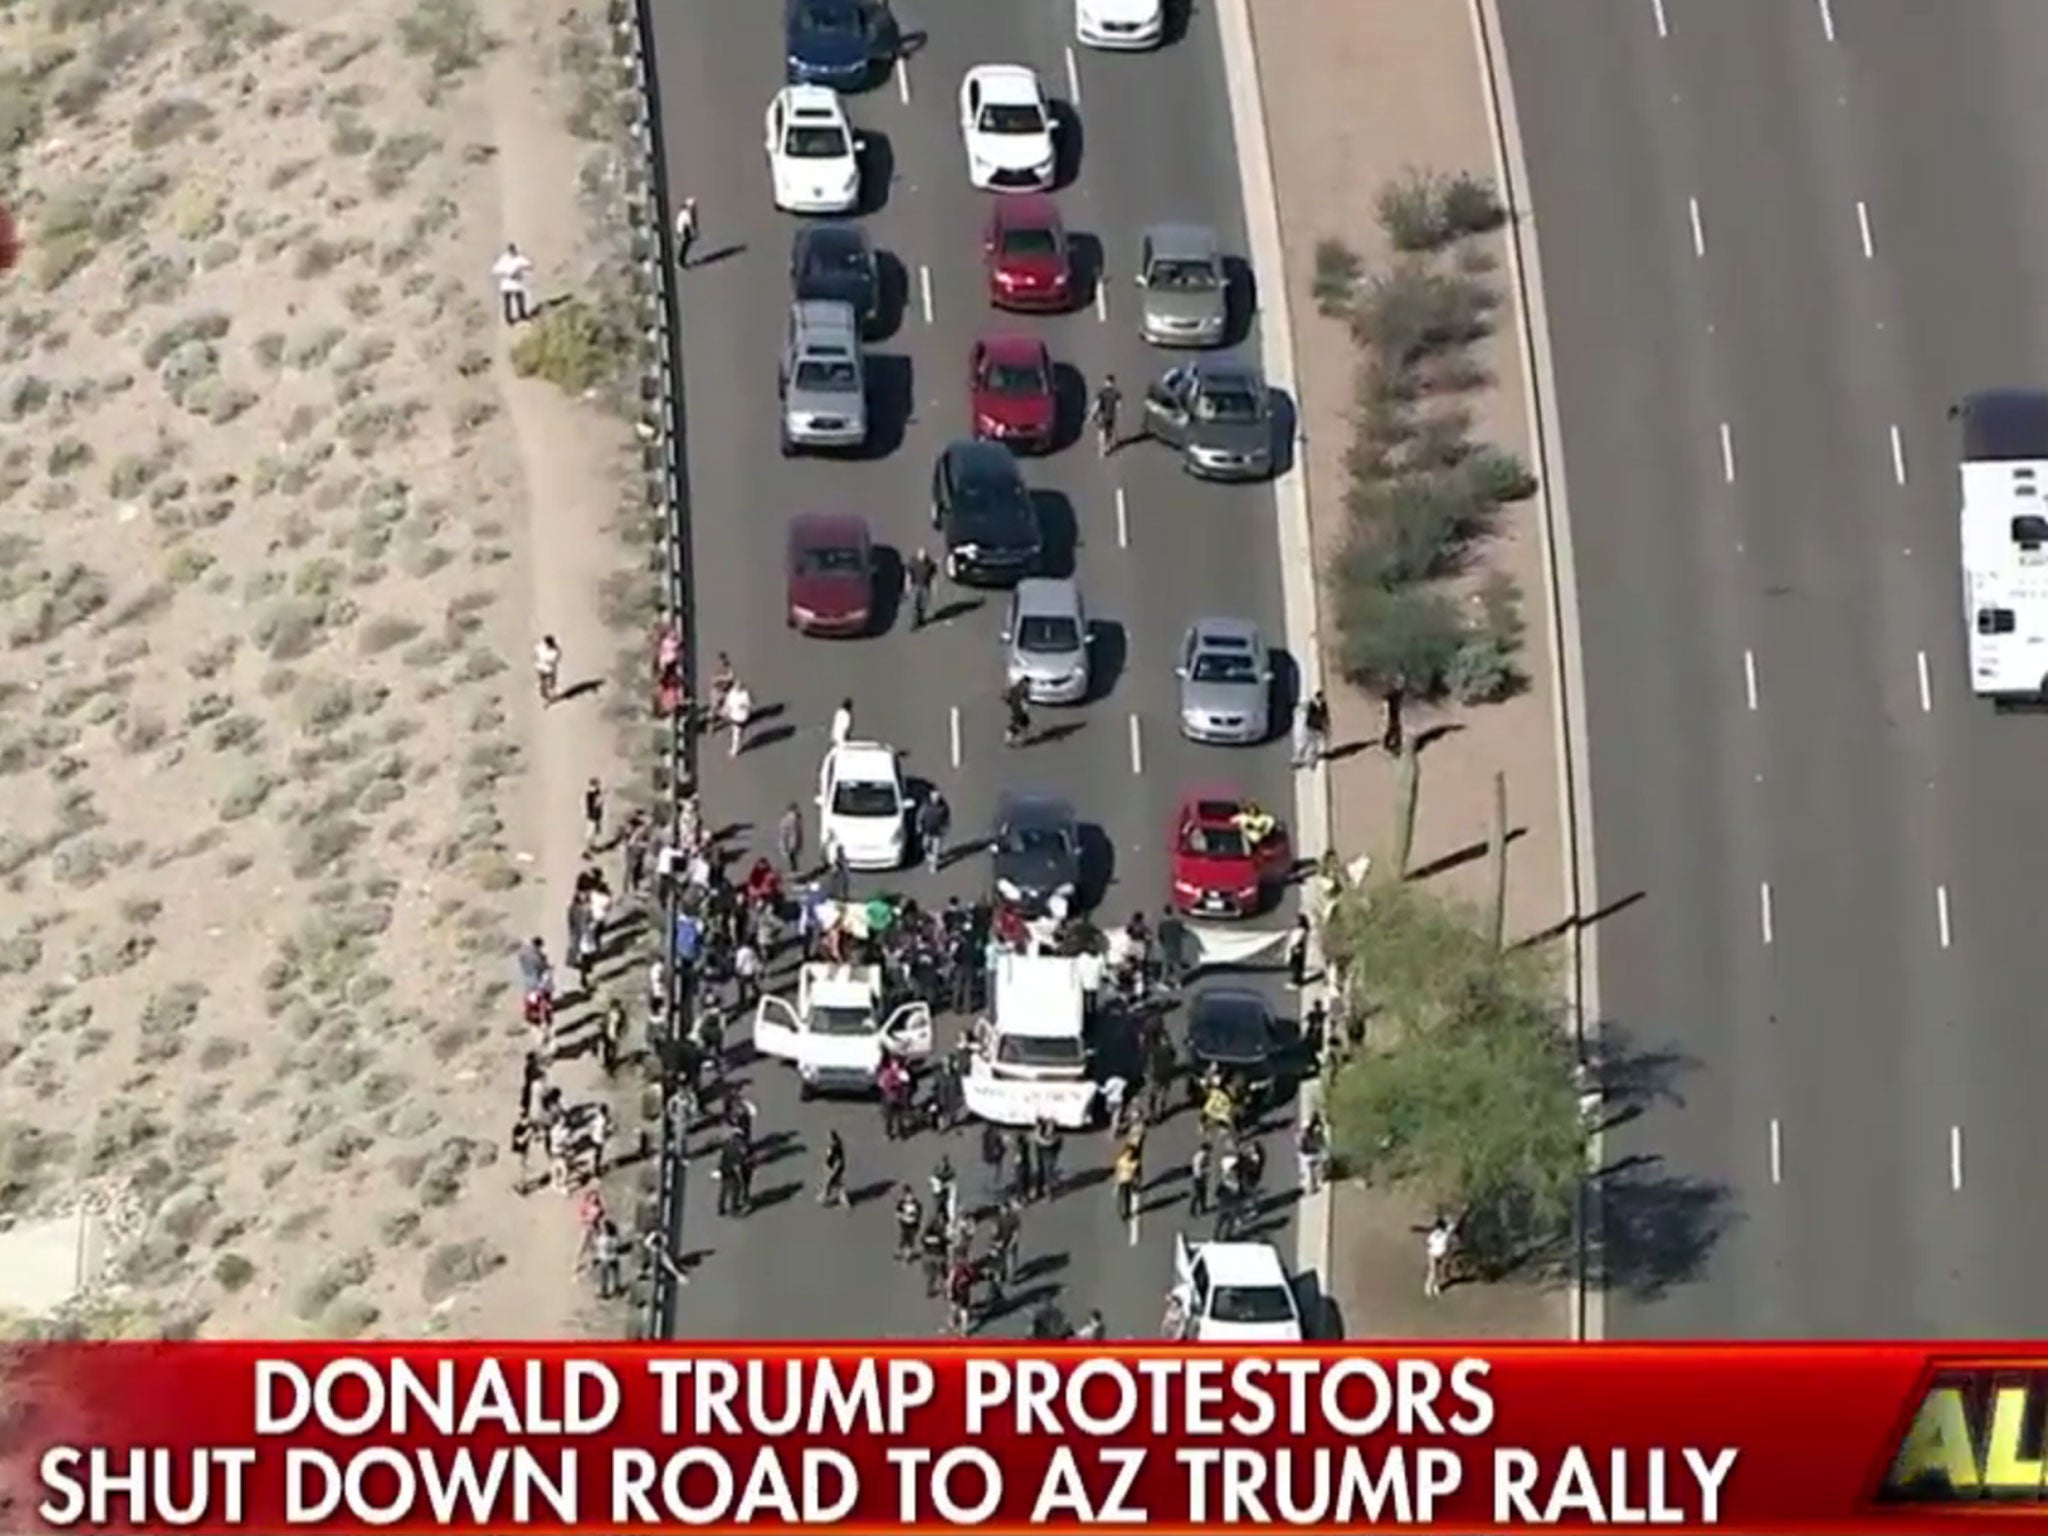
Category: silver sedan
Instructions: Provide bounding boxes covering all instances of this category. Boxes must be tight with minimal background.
[1175,616,1272,744]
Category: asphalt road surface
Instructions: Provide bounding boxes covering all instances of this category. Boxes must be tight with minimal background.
[1501,0,2048,1335]
[646,0,1304,1340]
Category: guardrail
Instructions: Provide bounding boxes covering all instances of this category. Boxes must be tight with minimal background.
[609,0,695,1343]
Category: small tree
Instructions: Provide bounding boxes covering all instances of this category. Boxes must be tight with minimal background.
[1312,237,1363,317]
[1330,580,1465,702]
[1440,170,1506,238]
[1376,169,1451,252]
[1347,474,1484,588]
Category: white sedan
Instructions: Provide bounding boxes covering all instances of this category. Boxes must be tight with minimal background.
[817,740,907,871]
[959,64,1058,193]
[1076,0,1164,50]
[764,84,864,215]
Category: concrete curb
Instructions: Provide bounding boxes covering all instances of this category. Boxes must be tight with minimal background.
[1467,0,1606,1342]
[1212,0,1336,1318]
[610,0,696,1343]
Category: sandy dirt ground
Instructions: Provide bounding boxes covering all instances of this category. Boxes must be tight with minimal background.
[0,0,661,1339]
[1247,0,1570,1338]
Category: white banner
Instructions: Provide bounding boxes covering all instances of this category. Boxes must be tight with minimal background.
[1185,923,1295,971]
[961,1071,1099,1129]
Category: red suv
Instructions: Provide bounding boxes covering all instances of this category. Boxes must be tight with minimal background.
[983,193,1071,312]
[969,334,1056,452]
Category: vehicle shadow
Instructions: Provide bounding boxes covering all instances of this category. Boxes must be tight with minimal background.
[1223,255,1258,350]
[1163,0,1195,46]
[862,352,913,460]
[872,249,910,342]
[1032,488,1079,579]
[1077,821,1118,912]
[1267,385,1298,479]
[1050,361,1088,452]
[1066,231,1105,316]
[857,129,895,216]
[869,543,905,635]
[1085,618,1126,705]
[1050,101,1084,190]
[1267,644,1301,749]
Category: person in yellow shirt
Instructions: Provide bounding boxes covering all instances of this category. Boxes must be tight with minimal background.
[1233,802,1276,847]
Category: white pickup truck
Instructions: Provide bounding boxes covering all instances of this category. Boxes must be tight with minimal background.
[959,952,1101,1130]
[750,962,932,1099]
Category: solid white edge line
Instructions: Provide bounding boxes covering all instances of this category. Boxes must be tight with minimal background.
[1472,0,1604,1343]
[1114,484,1129,549]
[1688,195,1705,258]
[1856,199,1874,259]
[1759,881,1774,945]
[1768,1118,1782,1186]
[1818,0,1837,42]
[1917,650,1932,713]
[1743,648,1758,712]
[948,704,961,769]
[1065,44,1082,107]
[1720,422,1736,483]
[896,56,911,105]
[918,264,934,326]
[1217,0,1335,1314]
[1936,883,1952,949]
[1127,712,1143,775]
[1651,0,1668,39]
[1890,424,1907,485]
[1949,1125,1964,1191]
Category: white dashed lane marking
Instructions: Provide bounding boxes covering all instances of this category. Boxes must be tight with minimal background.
[1720,422,1736,483]
[1856,199,1874,259]
[919,264,934,325]
[1759,881,1774,946]
[1115,485,1129,549]
[1688,196,1705,258]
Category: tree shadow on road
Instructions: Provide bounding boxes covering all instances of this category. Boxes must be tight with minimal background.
[1584,1155,1735,1304]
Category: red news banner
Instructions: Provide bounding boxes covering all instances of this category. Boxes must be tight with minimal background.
[2,1344,2045,1533]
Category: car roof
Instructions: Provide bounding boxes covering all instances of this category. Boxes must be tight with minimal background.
[992,191,1061,229]
[977,332,1049,365]
[1145,222,1221,259]
[1192,359,1262,389]
[1189,615,1261,648]
[969,64,1043,102]
[792,298,860,340]
[781,83,846,115]
[798,222,869,254]
[788,511,870,547]
[1013,575,1081,617]
[997,790,1075,827]
[1191,985,1270,1022]
[829,741,898,778]
[942,437,1024,480]
[1191,1240,1290,1289]
[1960,390,2048,461]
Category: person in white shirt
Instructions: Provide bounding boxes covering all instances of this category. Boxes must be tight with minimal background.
[533,634,561,704]
[1424,1214,1456,1298]
[723,680,754,757]
[830,697,854,748]
[492,243,535,326]
[674,197,698,267]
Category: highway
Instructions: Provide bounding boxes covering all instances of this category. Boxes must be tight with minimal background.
[1499,0,2048,1335]
[645,0,1304,1338]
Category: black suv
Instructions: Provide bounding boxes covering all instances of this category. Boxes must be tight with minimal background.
[932,439,1042,585]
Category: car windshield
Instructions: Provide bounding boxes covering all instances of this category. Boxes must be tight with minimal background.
[799,3,862,36]
[1194,1006,1270,1061]
[1018,616,1080,653]
[985,360,1047,395]
[1192,649,1258,683]
[1182,822,1248,859]
[832,781,898,817]
[1150,257,1219,289]
[978,103,1045,135]
[1209,1284,1296,1326]
[785,125,850,158]
[804,243,868,278]
[794,359,858,391]
[1000,226,1060,259]
[1004,823,1070,855]
[995,1033,1085,1069]
[811,1004,874,1037]
[955,469,1027,517]
[1195,386,1263,423]
[795,544,864,576]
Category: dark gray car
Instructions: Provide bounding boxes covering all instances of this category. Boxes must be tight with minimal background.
[1136,222,1228,348]
[791,223,880,335]
[990,792,1081,918]
[1142,360,1273,481]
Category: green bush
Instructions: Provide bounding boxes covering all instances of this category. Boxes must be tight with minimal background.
[1329,577,1465,701]
[508,298,622,395]
[1312,237,1363,317]
[1352,264,1493,366]
[1440,171,1506,239]
[397,0,491,77]
[1462,445,1538,503]
[1346,474,1486,588]
[1377,170,1451,252]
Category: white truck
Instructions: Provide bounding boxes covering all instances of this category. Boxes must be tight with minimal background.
[1957,389,2048,704]
[750,962,932,1099]
[960,952,1102,1130]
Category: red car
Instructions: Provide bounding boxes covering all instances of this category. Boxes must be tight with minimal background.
[983,193,1071,312]
[1170,789,1291,919]
[969,334,1056,452]
[785,512,874,636]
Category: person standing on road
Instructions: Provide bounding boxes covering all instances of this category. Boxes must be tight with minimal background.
[1003,679,1032,748]
[1295,690,1331,768]
[979,1119,1008,1202]
[830,697,855,748]
[1381,687,1405,755]
[590,1220,623,1300]
[908,547,937,629]
[1287,914,1312,990]
[599,995,625,1076]
[723,676,754,757]
[893,1187,923,1261]
[533,635,562,705]
[776,802,804,875]
[1031,1117,1061,1200]
[582,777,606,857]
[1112,1139,1142,1224]
[1297,1111,1328,1196]
[492,243,534,325]
[1188,1139,1213,1218]
[674,197,699,268]
[918,790,950,873]
[1091,373,1123,456]
[826,838,851,903]
[819,1130,848,1208]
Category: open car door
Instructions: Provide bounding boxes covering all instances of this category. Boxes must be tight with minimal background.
[881,1000,933,1061]
[752,994,804,1062]
[1168,1233,1197,1338]
[1144,379,1189,445]
[764,97,782,159]
[1255,822,1293,882]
